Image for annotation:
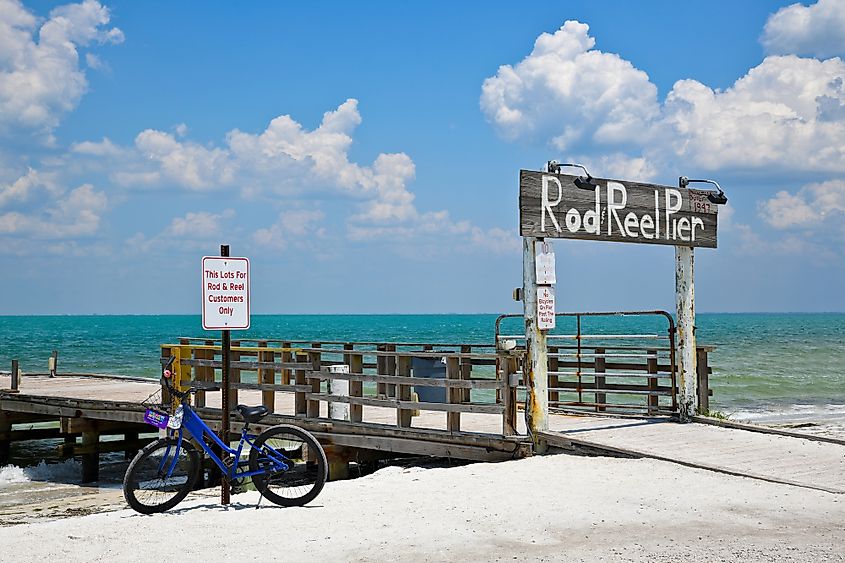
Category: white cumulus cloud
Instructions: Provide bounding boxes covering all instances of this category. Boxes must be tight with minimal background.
[760,179,845,229]
[0,0,123,139]
[481,20,845,177]
[480,21,659,151]
[761,0,845,59]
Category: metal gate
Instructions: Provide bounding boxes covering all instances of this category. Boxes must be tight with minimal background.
[495,311,678,416]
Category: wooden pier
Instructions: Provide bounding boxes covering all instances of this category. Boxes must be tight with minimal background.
[1,334,842,498]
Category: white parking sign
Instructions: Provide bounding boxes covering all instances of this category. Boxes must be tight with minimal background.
[202,256,250,330]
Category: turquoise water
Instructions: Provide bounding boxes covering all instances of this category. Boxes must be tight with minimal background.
[1,313,843,423]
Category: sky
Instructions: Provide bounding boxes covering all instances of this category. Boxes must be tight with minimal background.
[1,0,845,315]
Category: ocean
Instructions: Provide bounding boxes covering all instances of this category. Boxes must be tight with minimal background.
[0,312,843,513]
[1,313,843,426]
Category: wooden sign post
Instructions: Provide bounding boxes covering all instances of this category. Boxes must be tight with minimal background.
[519,169,722,423]
[522,236,549,446]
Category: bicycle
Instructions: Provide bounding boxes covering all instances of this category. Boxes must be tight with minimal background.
[122,356,328,514]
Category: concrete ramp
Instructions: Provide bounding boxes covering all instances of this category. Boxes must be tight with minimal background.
[540,414,845,494]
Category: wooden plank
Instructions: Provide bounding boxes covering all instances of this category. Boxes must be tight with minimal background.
[180,359,310,371]
[519,170,718,248]
[187,380,310,392]
[305,393,504,415]
[60,417,148,434]
[310,370,501,389]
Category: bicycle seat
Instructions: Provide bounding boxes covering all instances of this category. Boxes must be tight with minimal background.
[236,404,270,423]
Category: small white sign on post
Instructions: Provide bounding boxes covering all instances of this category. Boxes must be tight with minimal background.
[202,256,250,330]
[537,286,556,330]
[536,243,556,285]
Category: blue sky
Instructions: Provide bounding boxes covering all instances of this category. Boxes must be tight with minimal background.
[2,0,845,314]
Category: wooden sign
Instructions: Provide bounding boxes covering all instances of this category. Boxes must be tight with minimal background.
[519,170,718,248]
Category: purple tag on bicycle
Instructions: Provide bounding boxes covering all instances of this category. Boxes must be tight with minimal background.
[144,409,169,429]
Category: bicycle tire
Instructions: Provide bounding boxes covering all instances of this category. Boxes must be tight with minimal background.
[248,424,327,507]
[123,436,200,514]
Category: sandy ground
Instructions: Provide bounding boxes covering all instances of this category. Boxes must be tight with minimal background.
[0,454,842,562]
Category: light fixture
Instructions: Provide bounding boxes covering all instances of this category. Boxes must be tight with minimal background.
[546,161,598,190]
[679,176,728,205]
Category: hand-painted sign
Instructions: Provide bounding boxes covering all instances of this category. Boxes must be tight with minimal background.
[202,256,250,330]
[519,170,719,248]
[537,286,555,330]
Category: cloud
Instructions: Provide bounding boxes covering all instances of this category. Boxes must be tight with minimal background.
[761,0,845,59]
[0,181,106,238]
[253,209,326,249]
[481,20,845,176]
[127,209,235,253]
[480,21,659,151]
[90,100,421,223]
[0,0,123,140]
[760,180,845,228]
[661,56,845,173]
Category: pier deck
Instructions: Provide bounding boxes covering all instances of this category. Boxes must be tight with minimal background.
[1,374,842,495]
[542,415,845,494]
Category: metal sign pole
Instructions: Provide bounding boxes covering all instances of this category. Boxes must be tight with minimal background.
[219,244,231,505]
[523,236,549,448]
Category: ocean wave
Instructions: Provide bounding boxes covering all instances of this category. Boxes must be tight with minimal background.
[0,459,82,487]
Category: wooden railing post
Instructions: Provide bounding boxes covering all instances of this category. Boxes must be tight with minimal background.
[502,354,518,436]
[281,341,292,385]
[446,356,461,432]
[386,344,397,398]
[349,351,364,423]
[396,355,412,427]
[696,347,711,414]
[193,341,213,408]
[295,350,308,417]
[376,344,387,398]
[647,349,658,415]
[10,359,19,392]
[305,345,321,418]
[230,340,241,408]
[460,345,472,404]
[258,341,275,411]
[594,347,606,412]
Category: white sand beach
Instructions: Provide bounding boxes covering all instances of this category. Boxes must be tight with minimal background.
[0,453,842,562]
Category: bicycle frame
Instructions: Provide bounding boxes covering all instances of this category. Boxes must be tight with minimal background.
[162,404,291,482]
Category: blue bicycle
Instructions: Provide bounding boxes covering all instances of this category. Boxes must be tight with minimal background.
[122,357,327,514]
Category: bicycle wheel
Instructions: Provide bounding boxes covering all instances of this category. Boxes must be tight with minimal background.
[248,425,327,507]
[123,437,200,514]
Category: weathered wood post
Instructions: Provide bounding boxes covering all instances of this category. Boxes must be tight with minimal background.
[523,236,549,447]
[49,351,58,378]
[675,245,697,421]
[10,359,20,393]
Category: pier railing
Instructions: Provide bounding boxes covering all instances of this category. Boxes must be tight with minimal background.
[162,339,520,438]
[495,311,713,416]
